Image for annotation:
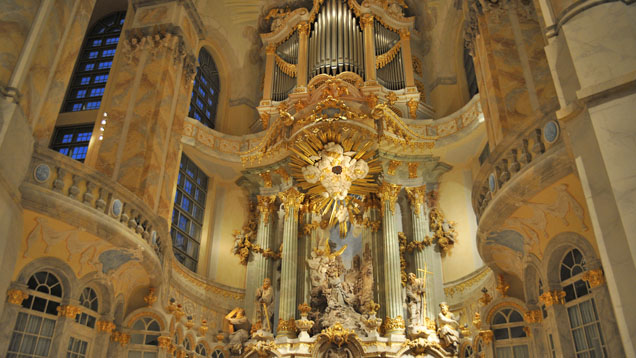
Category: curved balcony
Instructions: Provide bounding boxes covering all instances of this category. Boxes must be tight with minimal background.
[472,113,574,244]
[20,147,170,282]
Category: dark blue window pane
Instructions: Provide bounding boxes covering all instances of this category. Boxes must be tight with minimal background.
[89,88,105,97]
[62,134,73,143]
[84,64,95,71]
[75,90,86,98]
[70,146,88,160]
[196,98,203,109]
[88,51,99,59]
[76,132,92,142]
[94,75,108,83]
[71,104,82,111]
[102,49,116,57]
[97,61,112,70]
[91,39,102,47]
[86,101,100,109]
[105,37,119,45]
[58,148,69,155]
[80,77,90,85]
[183,179,193,195]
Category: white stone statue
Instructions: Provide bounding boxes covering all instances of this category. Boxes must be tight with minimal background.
[226,308,250,355]
[405,272,426,327]
[255,278,274,332]
[437,302,460,354]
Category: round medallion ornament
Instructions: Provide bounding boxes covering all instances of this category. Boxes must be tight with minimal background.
[488,173,497,193]
[543,120,560,144]
[111,199,123,217]
[34,164,51,183]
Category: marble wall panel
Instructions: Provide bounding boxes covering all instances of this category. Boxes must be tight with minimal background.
[0,0,40,85]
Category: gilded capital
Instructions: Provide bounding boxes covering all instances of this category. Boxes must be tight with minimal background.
[360,14,374,29]
[539,290,566,307]
[523,310,542,324]
[378,182,401,215]
[111,331,131,346]
[405,185,427,216]
[387,160,401,175]
[257,195,276,222]
[297,22,310,36]
[96,320,116,333]
[582,269,605,288]
[158,336,172,350]
[399,29,410,39]
[277,318,296,334]
[479,330,494,344]
[259,171,273,188]
[6,289,29,305]
[278,187,305,217]
[266,44,276,54]
[407,162,418,178]
[57,305,81,319]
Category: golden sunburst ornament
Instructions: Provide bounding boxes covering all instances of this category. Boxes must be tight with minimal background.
[290,126,381,236]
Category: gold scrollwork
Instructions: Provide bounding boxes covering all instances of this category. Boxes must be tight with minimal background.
[278,187,305,217]
[582,269,605,288]
[96,320,116,333]
[57,305,81,319]
[523,310,542,323]
[158,336,172,350]
[111,331,131,346]
[319,322,357,347]
[383,316,405,334]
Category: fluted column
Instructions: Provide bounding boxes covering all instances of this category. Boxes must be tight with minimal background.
[378,182,404,335]
[405,186,444,320]
[245,195,276,322]
[262,44,276,102]
[276,187,304,337]
[296,22,310,89]
[361,14,377,83]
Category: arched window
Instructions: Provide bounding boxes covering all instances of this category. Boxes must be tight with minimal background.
[171,154,208,272]
[6,271,63,357]
[211,349,225,358]
[195,343,207,357]
[62,12,126,112]
[560,249,607,357]
[464,45,478,98]
[128,317,161,358]
[76,287,99,328]
[189,48,219,129]
[462,344,474,358]
[491,308,530,357]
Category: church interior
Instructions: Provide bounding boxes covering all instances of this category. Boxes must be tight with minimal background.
[1,0,635,357]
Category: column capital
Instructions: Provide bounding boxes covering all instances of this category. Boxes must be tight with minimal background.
[399,28,410,40]
[378,182,401,215]
[523,310,542,324]
[361,14,374,29]
[257,195,277,222]
[57,304,81,319]
[6,289,29,306]
[383,315,405,334]
[539,290,566,307]
[266,44,277,54]
[278,187,305,217]
[404,185,427,216]
[297,21,310,36]
[96,320,116,334]
[582,269,605,288]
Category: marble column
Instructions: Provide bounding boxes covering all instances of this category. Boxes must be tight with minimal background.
[85,0,202,222]
[245,195,276,323]
[405,186,444,320]
[365,195,385,319]
[276,187,304,337]
[378,182,404,335]
[360,14,376,83]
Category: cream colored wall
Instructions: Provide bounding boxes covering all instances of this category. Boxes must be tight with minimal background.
[438,163,483,283]
[206,179,247,289]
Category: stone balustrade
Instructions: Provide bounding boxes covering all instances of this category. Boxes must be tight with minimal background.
[23,146,170,264]
[472,115,563,219]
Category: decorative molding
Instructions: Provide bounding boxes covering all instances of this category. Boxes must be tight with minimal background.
[444,267,490,298]
[57,305,81,319]
[539,290,566,307]
[387,160,401,176]
[404,185,427,216]
[383,315,405,334]
[407,161,419,178]
[378,182,401,216]
[582,269,605,288]
[144,287,158,306]
[318,323,357,347]
[111,331,131,346]
[96,320,116,333]
[278,187,305,217]
[523,310,542,323]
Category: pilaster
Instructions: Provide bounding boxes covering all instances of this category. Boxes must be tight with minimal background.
[361,14,377,83]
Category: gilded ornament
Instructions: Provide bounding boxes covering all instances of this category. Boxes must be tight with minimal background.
[257,195,276,222]
[185,316,194,329]
[363,300,381,315]
[245,340,277,358]
[479,330,494,344]
[277,318,296,334]
[444,267,490,297]
[383,316,405,334]
[360,14,374,28]
[405,337,443,355]
[429,207,457,254]
[198,319,208,336]
[387,160,401,175]
[412,57,423,77]
[298,303,312,315]
[158,336,172,350]
[275,54,297,77]
[96,320,116,333]
[6,289,28,305]
[57,305,81,319]
[297,22,310,36]
[366,93,379,108]
[407,162,419,178]
[496,274,509,297]
[174,304,186,320]
[582,269,605,288]
[144,287,157,306]
[539,290,566,307]
[265,44,277,54]
[260,112,270,129]
[378,182,401,216]
[319,322,357,347]
[386,92,398,106]
[407,99,418,119]
[405,185,427,216]
[524,310,542,323]
[260,172,273,188]
[479,288,492,306]
[376,42,402,69]
[399,29,410,39]
[472,312,482,330]
[111,331,131,346]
